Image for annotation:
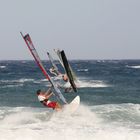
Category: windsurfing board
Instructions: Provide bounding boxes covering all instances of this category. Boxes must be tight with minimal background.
[62,95,80,114]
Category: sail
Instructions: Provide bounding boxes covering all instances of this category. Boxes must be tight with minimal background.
[54,49,77,81]
[54,49,64,68]
[20,32,67,104]
[60,50,77,92]
[46,52,60,76]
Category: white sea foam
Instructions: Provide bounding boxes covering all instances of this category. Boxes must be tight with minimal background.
[1,84,23,88]
[77,69,89,72]
[77,80,109,88]
[18,78,34,83]
[40,79,49,82]
[0,66,6,69]
[64,79,109,88]
[126,65,140,69]
[0,103,139,140]
[0,78,34,83]
[0,78,35,88]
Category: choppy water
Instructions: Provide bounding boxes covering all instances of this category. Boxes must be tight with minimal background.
[0,60,140,140]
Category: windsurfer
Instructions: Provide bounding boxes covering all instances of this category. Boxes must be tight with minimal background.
[50,66,69,83]
[49,66,60,76]
[36,88,62,111]
[62,74,68,82]
[62,74,74,93]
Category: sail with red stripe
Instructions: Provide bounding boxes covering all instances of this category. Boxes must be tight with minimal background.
[20,32,67,104]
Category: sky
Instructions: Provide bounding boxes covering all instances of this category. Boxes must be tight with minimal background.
[0,0,140,60]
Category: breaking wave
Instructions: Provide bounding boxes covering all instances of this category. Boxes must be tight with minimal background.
[0,66,6,69]
[63,79,109,88]
[126,65,140,69]
[77,69,89,72]
[0,103,139,140]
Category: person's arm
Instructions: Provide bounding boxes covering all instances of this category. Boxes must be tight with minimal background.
[45,92,53,99]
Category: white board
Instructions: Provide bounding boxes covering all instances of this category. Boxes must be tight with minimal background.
[62,96,80,114]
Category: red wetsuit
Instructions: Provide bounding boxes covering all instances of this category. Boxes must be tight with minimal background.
[37,94,57,109]
[42,100,57,109]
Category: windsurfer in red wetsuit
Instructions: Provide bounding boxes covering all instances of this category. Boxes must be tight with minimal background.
[36,88,62,111]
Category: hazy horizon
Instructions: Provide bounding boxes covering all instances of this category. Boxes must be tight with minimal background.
[1,58,140,61]
[0,0,140,60]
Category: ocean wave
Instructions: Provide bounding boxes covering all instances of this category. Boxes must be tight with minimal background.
[0,66,6,69]
[0,78,35,88]
[0,84,24,88]
[18,78,34,83]
[77,80,109,88]
[77,69,89,72]
[0,105,139,140]
[126,65,140,69]
[91,103,140,127]
[0,78,34,83]
[63,79,109,88]
[40,79,49,82]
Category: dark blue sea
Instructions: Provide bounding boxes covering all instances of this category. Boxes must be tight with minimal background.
[0,60,140,140]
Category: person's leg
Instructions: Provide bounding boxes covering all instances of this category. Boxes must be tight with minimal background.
[55,102,62,110]
[47,102,62,110]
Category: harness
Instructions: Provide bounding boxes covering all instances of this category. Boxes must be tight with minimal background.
[44,99,51,105]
